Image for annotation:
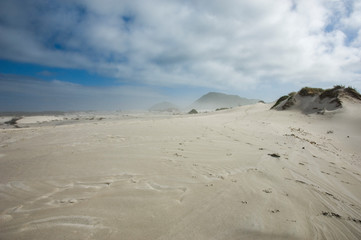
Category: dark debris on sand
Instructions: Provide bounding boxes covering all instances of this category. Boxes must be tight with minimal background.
[268,153,280,158]
[5,117,22,125]
[321,211,361,224]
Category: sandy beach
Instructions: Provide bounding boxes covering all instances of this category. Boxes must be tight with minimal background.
[0,102,360,239]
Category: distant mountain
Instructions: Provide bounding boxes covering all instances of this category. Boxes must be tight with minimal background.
[149,101,180,112]
[271,86,361,114]
[189,92,260,111]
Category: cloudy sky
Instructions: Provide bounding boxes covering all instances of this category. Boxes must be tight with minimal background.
[0,0,360,111]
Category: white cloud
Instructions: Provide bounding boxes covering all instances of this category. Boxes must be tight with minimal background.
[0,0,360,96]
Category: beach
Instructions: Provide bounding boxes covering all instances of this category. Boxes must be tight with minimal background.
[0,102,360,239]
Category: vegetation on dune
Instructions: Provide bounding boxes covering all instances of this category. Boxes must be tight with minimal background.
[288,92,297,97]
[282,95,296,109]
[271,95,289,109]
[271,92,296,109]
[320,85,361,101]
[298,87,324,96]
[320,87,340,99]
[344,86,361,101]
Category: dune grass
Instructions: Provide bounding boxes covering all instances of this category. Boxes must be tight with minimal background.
[298,87,324,96]
[271,95,289,109]
[345,87,361,100]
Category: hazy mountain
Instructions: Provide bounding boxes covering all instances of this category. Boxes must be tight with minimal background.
[189,92,260,111]
[149,101,180,112]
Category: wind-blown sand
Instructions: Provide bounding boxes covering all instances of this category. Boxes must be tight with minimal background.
[0,102,360,239]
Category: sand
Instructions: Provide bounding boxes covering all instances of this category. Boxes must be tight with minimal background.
[0,102,360,239]
[15,116,65,125]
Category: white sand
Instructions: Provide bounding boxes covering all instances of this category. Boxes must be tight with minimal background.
[0,102,360,239]
[16,116,65,124]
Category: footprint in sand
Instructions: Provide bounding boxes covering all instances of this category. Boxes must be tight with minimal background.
[270,209,280,213]
[341,180,351,184]
[217,175,225,180]
[58,198,79,204]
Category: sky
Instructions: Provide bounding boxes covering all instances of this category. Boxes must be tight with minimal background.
[0,0,361,111]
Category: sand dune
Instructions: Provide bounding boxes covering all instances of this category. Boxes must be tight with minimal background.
[0,102,360,239]
[272,86,361,114]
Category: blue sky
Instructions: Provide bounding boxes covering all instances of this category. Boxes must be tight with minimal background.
[0,0,361,111]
